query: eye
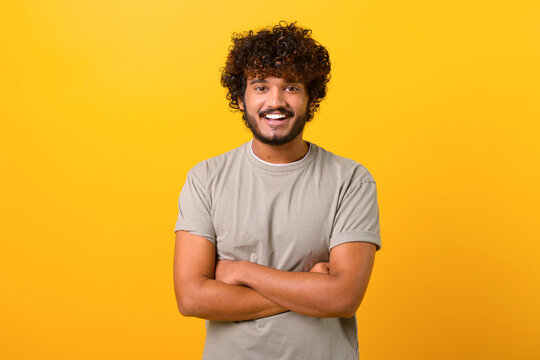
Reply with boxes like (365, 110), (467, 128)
(286, 86), (300, 91)
(254, 86), (266, 91)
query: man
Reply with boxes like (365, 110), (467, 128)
(173, 21), (382, 360)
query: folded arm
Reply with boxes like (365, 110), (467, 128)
(215, 241), (376, 318)
(173, 230), (288, 321)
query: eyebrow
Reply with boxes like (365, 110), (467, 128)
(249, 79), (266, 85)
(248, 79), (302, 86)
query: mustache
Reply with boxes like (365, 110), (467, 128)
(259, 108), (294, 118)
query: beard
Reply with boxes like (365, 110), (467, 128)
(242, 108), (310, 146)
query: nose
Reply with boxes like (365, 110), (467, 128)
(267, 87), (286, 108)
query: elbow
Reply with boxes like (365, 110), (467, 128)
(175, 279), (217, 318)
(332, 293), (364, 318)
(175, 284), (203, 317)
(178, 293), (211, 318)
(177, 296), (196, 317)
(337, 304), (359, 318)
(175, 277), (211, 317)
(330, 302), (356, 318)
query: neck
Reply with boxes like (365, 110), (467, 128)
(251, 135), (309, 164)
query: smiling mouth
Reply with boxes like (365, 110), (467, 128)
(262, 114), (289, 126)
(260, 111), (292, 126)
(264, 113), (287, 120)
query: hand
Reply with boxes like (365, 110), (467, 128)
(309, 261), (330, 274)
(215, 259), (244, 285)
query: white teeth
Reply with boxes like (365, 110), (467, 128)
(265, 114), (287, 119)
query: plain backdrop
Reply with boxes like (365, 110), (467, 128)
(1, 1), (539, 359)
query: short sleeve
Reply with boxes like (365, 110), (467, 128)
(174, 166), (216, 245)
(329, 180), (382, 251)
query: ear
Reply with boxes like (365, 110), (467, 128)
(238, 97), (244, 111)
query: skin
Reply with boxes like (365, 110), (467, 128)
(238, 76), (314, 164)
(174, 231), (288, 321)
(214, 242), (376, 318)
(174, 230), (332, 321)
(173, 75), (377, 320)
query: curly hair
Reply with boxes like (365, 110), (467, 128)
(220, 21), (331, 122)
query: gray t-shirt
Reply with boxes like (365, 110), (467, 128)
(174, 140), (382, 360)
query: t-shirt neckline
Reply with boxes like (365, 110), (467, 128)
(244, 139), (316, 172)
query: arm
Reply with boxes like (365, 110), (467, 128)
(173, 230), (289, 321)
(215, 241), (376, 318)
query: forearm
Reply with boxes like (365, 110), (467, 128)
(179, 277), (288, 321)
(236, 262), (358, 318)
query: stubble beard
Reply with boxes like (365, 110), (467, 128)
(242, 109), (310, 146)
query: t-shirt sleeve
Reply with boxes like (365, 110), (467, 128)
(329, 179), (382, 251)
(174, 166), (216, 245)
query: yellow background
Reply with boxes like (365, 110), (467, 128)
(1, 1), (539, 359)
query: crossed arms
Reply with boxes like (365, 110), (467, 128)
(173, 230), (376, 321)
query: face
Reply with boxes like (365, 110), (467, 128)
(238, 75), (311, 146)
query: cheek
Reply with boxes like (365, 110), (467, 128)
(293, 95), (309, 111)
(244, 97), (263, 113)
(297, 101), (309, 113)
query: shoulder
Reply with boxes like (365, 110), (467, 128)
(187, 142), (247, 181)
(312, 142), (376, 185)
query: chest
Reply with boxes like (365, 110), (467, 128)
(209, 171), (339, 271)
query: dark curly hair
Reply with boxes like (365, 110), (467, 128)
(220, 21), (331, 122)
